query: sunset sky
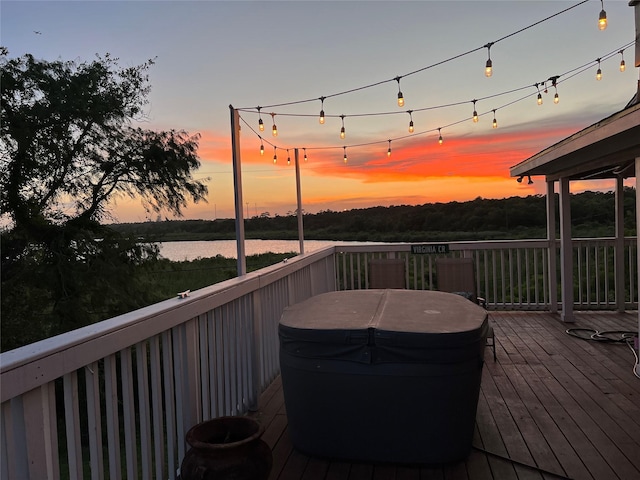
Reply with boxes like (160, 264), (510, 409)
(2, 0), (637, 222)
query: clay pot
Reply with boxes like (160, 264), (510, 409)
(180, 416), (272, 480)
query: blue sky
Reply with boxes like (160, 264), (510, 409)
(1, 1), (637, 222)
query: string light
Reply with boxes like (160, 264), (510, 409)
(438, 128), (443, 145)
(270, 113), (277, 137)
(340, 115), (346, 139)
(395, 76), (405, 107)
(472, 100), (479, 123)
(303, 148), (308, 162)
(237, 32), (633, 167)
(596, 58), (602, 81)
(407, 110), (415, 133)
(257, 107), (264, 132)
(485, 43), (493, 78)
(343, 146), (348, 164)
(287, 149), (291, 166)
(387, 139), (392, 157)
(273, 146), (277, 164)
(598, 0), (607, 30)
(619, 50), (626, 72)
(259, 137), (264, 156)
(535, 83), (543, 105)
(319, 96), (326, 124)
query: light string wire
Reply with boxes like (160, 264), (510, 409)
(236, 0), (590, 112)
(239, 40), (634, 156)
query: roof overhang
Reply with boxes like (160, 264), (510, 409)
(510, 102), (640, 182)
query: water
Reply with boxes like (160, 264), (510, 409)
(158, 239), (346, 261)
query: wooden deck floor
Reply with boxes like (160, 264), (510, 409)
(249, 311), (640, 480)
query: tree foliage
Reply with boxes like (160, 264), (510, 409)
(111, 189), (636, 243)
(0, 52), (208, 351)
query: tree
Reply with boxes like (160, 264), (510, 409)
(0, 51), (208, 351)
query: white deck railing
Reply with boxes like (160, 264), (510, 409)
(333, 237), (637, 310)
(1, 238), (636, 479)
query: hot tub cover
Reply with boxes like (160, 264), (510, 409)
(279, 289), (489, 364)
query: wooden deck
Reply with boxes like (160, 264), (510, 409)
(249, 311), (640, 480)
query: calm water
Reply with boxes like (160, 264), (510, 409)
(158, 239), (353, 261)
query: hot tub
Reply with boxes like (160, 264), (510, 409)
(278, 289), (488, 464)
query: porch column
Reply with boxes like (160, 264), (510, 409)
(559, 177), (574, 322)
(546, 179), (558, 313)
(636, 157), (640, 375)
(614, 175), (626, 312)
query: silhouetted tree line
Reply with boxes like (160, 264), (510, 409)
(112, 189), (636, 242)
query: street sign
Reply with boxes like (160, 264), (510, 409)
(411, 244), (450, 254)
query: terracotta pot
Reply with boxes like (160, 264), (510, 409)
(180, 416), (272, 480)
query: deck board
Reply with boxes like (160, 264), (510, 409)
(250, 311), (640, 480)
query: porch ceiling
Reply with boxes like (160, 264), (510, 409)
(510, 101), (640, 182)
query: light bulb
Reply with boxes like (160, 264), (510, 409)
(554, 92), (559, 104)
(395, 77), (404, 107)
(272, 124), (278, 137)
(343, 147), (347, 164)
(287, 150), (290, 165)
(473, 110), (478, 123)
(537, 93), (543, 105)
(409, 120), (414, 133)
(340, 127), (345, 139)
(319, 110), (325, 124)
(598, 9), (607, 30)
(260, 143), (264, 156)
(485, 59), (492, 78)
(257, 107), (264, 132)
(492, 110), (497, 129)
(596, 68), (602, 81)
(438, 135), (443, 145)
(620, 59), (626, 72)
(387, 140), (392, 157)
(273, 147), (277, 164)
(304, 149), (308, 162)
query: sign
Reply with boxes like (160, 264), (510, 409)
(411, 244), (449, 254)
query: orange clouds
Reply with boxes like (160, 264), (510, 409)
(163, 122), (584, 219)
